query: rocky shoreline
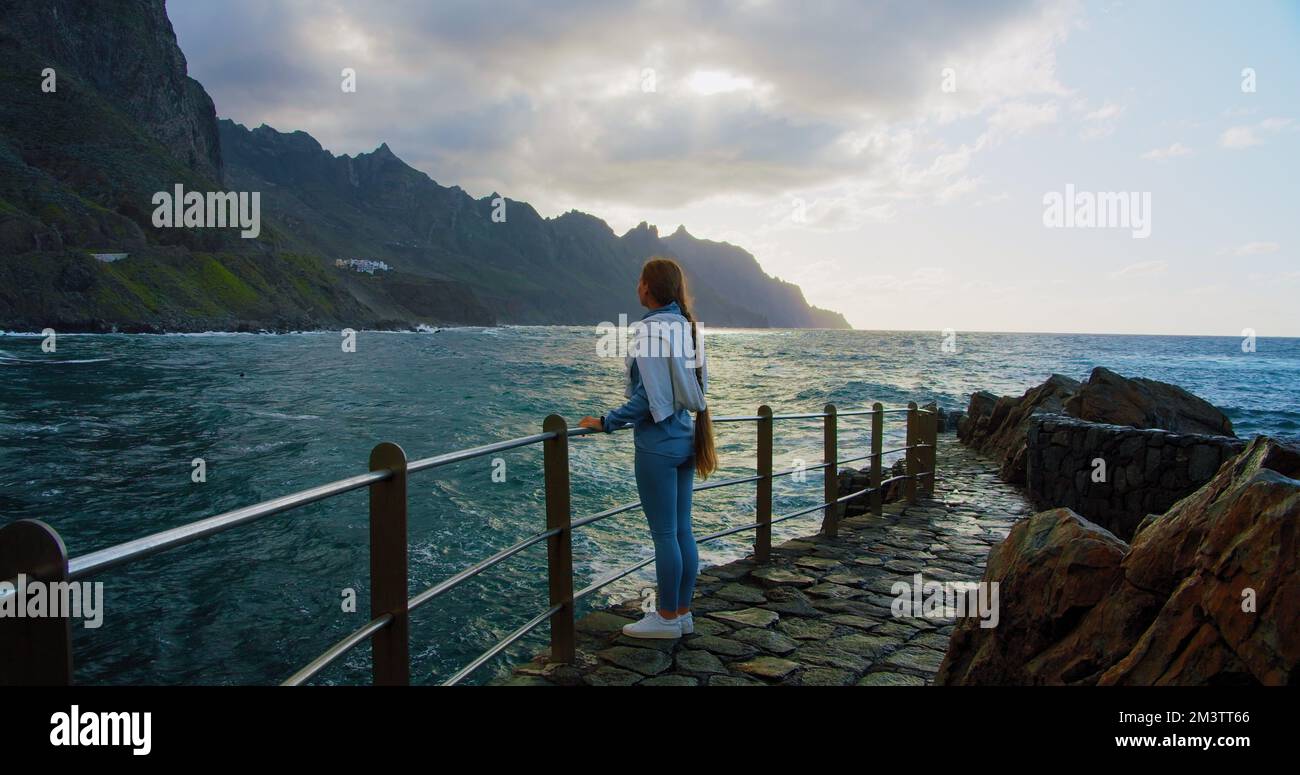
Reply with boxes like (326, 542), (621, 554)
(939, 435), (1298, 685)
(498, 367), (1298, 686)
(958, 367), (1241, 539)
(938, 366), (1297, 685)
(0, 321), (452, 335)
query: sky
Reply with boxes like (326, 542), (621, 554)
(169, 0), (1300, 336)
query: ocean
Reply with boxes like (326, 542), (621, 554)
(2, 328), (1297, 685)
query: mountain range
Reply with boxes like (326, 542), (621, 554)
(0, 0), (848, 332)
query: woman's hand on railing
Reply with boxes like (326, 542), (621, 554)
(578, 416), (604, 432)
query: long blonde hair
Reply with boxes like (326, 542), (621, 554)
(640, 257), (717, 479)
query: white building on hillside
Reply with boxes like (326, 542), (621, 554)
(335, 258), (390, 274)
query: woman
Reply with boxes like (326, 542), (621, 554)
(578, 257), (717, 639)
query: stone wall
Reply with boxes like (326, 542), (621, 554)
(1024, 413), (1245, 539)
(957, 368), (1238, 491)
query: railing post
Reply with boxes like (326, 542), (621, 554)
(905, 402), (919, 504)
(931, 407), (940, 495)
(754, 405), (773, 563)
(542, 415), (575, 664)
(870, 403), (884, 516)
(820, 403), (839, 537)
(0, 520), (72, 686)
(923, 404), (938, 496)
(369, 442), (409, 686)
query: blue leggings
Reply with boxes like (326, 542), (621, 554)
(634, 450), (698, 613)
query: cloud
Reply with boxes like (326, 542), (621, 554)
(1085, 103), (1122, 122)
(1141, 142), (1192, 160)
(836, 267), (954, 294)
(1245, 270), (1300, 285)
(1079, 101), (1123, 140)
(1221, 126), (1261, 149)
(779, 195), (897, 233)
(1221, 118), (1294, 149)
(1233, 241), (1280, 256)
(973, 192), (1011, 207)
(988, 100), (1061, 136)
(1108, 260), (1168, 279)
(169, 0), (1081, 216)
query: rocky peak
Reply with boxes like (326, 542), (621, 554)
(243, 122), (325, 155)
(626, 221), (658, 239)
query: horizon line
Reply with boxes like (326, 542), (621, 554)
(6, 326), (1294, 339)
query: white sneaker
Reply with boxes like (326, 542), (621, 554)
(679, 611), (695, 635)
(622, 611), (683, 639)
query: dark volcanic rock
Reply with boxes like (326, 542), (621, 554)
(938, 437), (1300, 685)
(960, 368), (1239, 532)
(935, 508), (1129, 685)
(1064, 367), (1235, 437)
(960, 375), (1081, 484)
(957, 391), (997, 444)
(962, 369), (1236, 481)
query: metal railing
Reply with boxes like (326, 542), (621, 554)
(0, 401), (939, 686)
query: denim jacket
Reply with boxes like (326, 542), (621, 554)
(601, 301), (707, 457)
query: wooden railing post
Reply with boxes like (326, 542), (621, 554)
(905, 402), (919, 504)
(754, 405), (773, 563)
(820, 403), (839, 537)
(542, 415), (575, 664)
(931, 408), (940, 495)
(369, 442), (409, 685)
(923, 404), (938, 496)
(870, 402), (884, 516)
(0, 520), (72, 686)
(917, 407), (931, 498)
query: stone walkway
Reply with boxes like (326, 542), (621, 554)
(498, 437), (1031, 686)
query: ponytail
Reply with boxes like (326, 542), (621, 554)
(686, 318), (717, 478)
(641, 256), (716, 479)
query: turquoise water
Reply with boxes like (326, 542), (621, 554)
(2, 328), (1298, 685)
